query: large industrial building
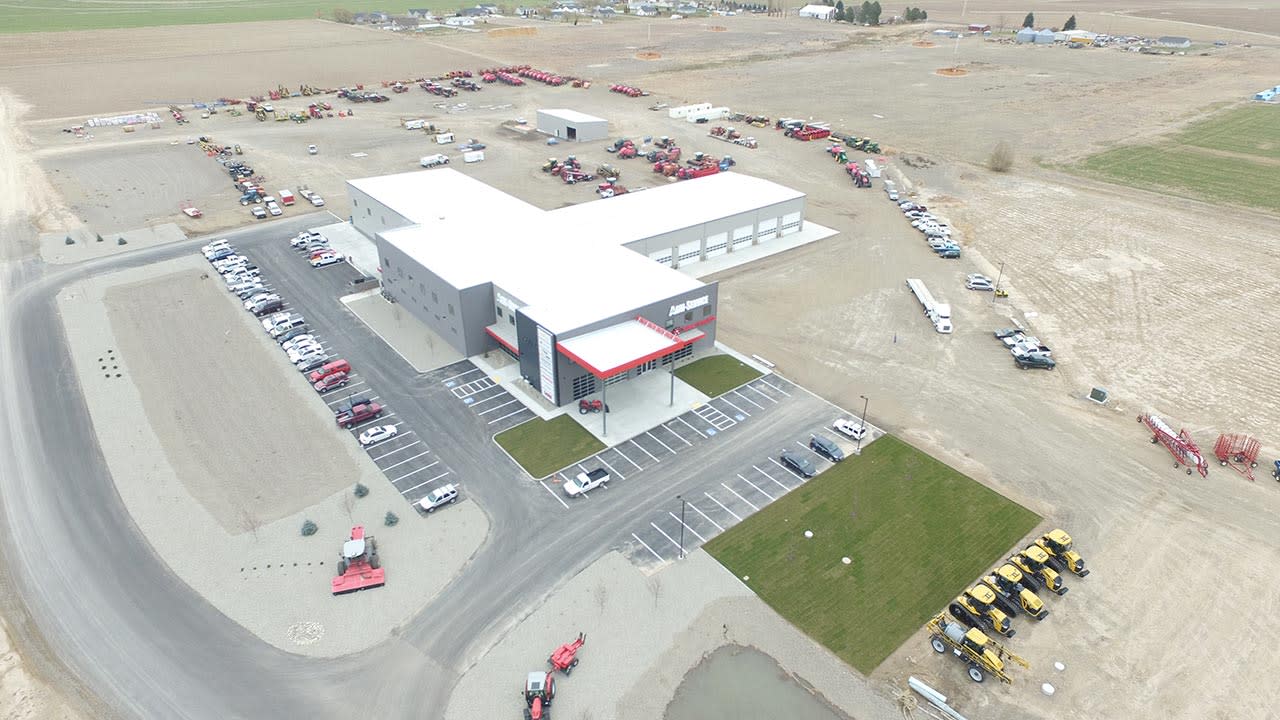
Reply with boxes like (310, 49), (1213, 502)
(536, 108), (608, 142)
(347, 169), (809, 407)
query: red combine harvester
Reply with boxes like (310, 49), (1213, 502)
(1137, 413), (1208, 477)
(522, 671), (555, 720)
(548, 633), (586, 675)
(1213, 433), (1261, 481)
(331, 526), (385, 595)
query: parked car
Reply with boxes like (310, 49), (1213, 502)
(307, 144), (318, 155)
(418, 484), (459, 513)
(313, 371), (350, 394)
(201, 240), (231, 256)
(1010, 340), (1052, 358)
(779, 449), (816, 478)
(938, 246), (961, 259)
(808, 434), (845, 462)
(295, 354), (330, 373)
(993, 327), (1022, 341)
(250, 205), (268, 219)
(281, 334), (317, 352)
(206, 247), (236, 262)
(275, 326), (312, 344)
(334, 395), (373, 417)
(291, 232), (324, 249)
(265, 201), (283, 217)
(244, 292), (278, 310)
(269, 317), (306, 338)
(966, 276), (993, 291)
(358, 424), (399, 447)
(833, 417), (868, 440)
(252, 299), (284, 317)
(287, 342), (323, 363)
(1001, 332), (1037, 348)
(563, 468), (609, 497)
(262, 312), (299, 331)
(311, 252), (345, 268)
(1015, 353), (1057, 370)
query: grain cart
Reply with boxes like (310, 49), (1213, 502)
(1033, 529), (1090, 577)
(926, 613), (1028, 684)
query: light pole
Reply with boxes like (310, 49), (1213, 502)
(992, 260), (1005, 305)
(677, 495), (687, 559)
(856, 395), (869, 454)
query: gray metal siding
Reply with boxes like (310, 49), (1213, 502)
(348, 184), (414, 239)
(458, 284), (496, 356)
(375, 235), (469, 355)
(619, 197), (806, 264)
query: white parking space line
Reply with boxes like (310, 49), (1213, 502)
(477, 398), (520, 415)
(705, 492), (743, 522)
(752, 461), (793, 489)
(349, 414), (394, 429)
(661, 423), (694, 446)
(380, 450), (433, 472)
(391, 462), (439, 484)
(401, 471), (451, 495)
(677, 416), (707, 439)
(668, 512), (707, 543)
(718, 396), (751, 418)
(369, 440), (422, 460)
(613, 446), (643, 471)
(721, 483), (760, 511)
(687, 502), (725, 532)
(540, 480), (572, 509)
(646, 430), (677, 456)
(745, 384), (778, 403)
(732, 389), (766, 410)
(488, 408), (530, 425)
(757, 376), (791, 396)
(650, 522), (685, 554)
(737, 473), (775, 501)
(596, 455), (624, 481)
(632, 533), (665, 562)
(442, 367), (482, 383)
(629, 438), (660, 463)
(468, 390), (512, 406)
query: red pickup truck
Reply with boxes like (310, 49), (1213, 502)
(336, 401), (383, 429)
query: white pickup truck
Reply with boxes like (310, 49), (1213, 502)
(563, 468), (609, 497)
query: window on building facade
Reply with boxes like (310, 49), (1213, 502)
(508, 315), (515, 325)
(448, 304), (455, 315)
(431, 291), (438, 304)
(366, 208), (371, 216)
(703, 306), (711, 317)
(496, 307), (503, 318)
(660, 345), (694, 365)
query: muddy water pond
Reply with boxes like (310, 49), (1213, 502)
(663, 645), (854, 720)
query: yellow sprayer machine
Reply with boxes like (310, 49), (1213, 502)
(926, 612), (1028, 684)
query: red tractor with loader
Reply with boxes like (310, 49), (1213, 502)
(331, 526), (385, 595)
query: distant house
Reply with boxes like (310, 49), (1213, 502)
(457, 7), (488, 16)
(797, 4), (836, 19)
(675, 3), (698, 14)
(445, 15), (476, 25)
(1157, 36), (1191, 48)
(594, 6), (617, 16)
(517, 6), (540, 16)
(968, 23), (990, 32)
(407, 8), (431, 17)
(633, 4), (658, 15)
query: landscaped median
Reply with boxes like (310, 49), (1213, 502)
(674, 354), (763, 397)
(704, 434), (1040, 674)
(495, 415), (605, 479)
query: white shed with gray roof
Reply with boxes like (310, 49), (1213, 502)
(536, 108), (608, 142)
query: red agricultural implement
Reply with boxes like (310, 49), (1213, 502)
(597, 181), (627, 198)
(1213, 433), (1261, 481)
(331, 526), (385, 595)
(791, 126), (831, 141)
(548, 632), (586, 674)
(1137, 413), (1208, 477)
(609, 84), (646, 97)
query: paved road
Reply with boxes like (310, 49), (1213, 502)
(0, 214), (841, 718)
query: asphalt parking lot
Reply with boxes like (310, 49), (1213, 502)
(439, 361), (536, 433)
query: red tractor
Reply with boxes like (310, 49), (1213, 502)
(522, 671), (555, 720)
(617, 144), (638, 159)
(331, 526), (385, 595)
(596, 181), (627, 198)
(548, 633), (586, 674)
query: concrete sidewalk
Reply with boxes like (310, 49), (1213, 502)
(341, 290), (462, 372)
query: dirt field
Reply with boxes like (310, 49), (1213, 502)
(104, 267), (361, 531)
(7, 9), (1280, 720)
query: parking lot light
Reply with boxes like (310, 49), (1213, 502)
(856, 395), (869, 455)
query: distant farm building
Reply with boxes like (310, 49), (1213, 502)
(1015, 27), (1036, 43)
(1157, 36), (1192, 48)
(968, 23), (990, 32)
(797, 4), (836, 19)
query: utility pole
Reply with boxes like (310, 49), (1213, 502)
(856, 395), (869, 454)
(677, 495), (687, 559)
(993, 260), (1005, 305)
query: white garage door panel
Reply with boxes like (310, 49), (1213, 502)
(649, 247), (673, 266)
(781, 211), (802, 235)
(732, 225), (753, 246)
(705, 232), (728, 258)
(676, 239), (701, 263)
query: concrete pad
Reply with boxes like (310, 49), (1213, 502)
(573, 369), (710, 446)
(679, 222), (839, 281)
(40, 222), (186, 265)
(312, 220), (379, 278)
(342, 291), (463, 372)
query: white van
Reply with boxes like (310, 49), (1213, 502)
(463, 150), (485, 163)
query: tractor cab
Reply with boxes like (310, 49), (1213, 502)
(1042, 529), (1073, 554)
(342, 536), (367, 561)
(523, 671), (555, 720)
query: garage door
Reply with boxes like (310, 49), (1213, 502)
(705, 232), (729, 258)
(675, 239), (701, 266)
(649, 247), (673, 266)
(757, 217), (778, 242)
(732, 224), (753, 247)
(781, 212), (802, 234)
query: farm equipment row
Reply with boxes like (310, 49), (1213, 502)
(521, 633), (586, 720)
(709, 126), (758, 149)
(609, 84), (648, 97)
(928, 529), (1089, 685)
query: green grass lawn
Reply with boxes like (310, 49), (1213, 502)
(495, 415), (605, 479)
(675, 354), (762, 397)
(1074, 104), (1280, 213)
(704, 434), (1040, 674)
(0, 2), (451, 34)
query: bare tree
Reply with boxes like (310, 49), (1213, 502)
(988, 141), (1014, 172)
(593, 581), (608, 615)
(648, 576), (664, 609)
(239, 505), (261, 541)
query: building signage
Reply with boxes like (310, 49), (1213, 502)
(668, 294), (710, 317)
(537, 326), (556, 404)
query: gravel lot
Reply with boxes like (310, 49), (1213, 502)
(58, 255), (489, 657)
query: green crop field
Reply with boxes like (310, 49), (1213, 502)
(0, 2), (446, 34)
(704, 434), (1040, 674)
(1075, 105), (1280, 213)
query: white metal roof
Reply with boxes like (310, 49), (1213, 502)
(348, 169), (540, 227)
(549, 171), (803, 245)
(556, 320), (680, 376)
(538, 108), (607, 124)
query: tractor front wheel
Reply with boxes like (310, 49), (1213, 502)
(968, 666), (985, 683)
(370, 554), (380, 570)
(930, 637), (946, 654)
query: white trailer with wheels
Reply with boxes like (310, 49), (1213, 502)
(906, 278), (953, 334)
